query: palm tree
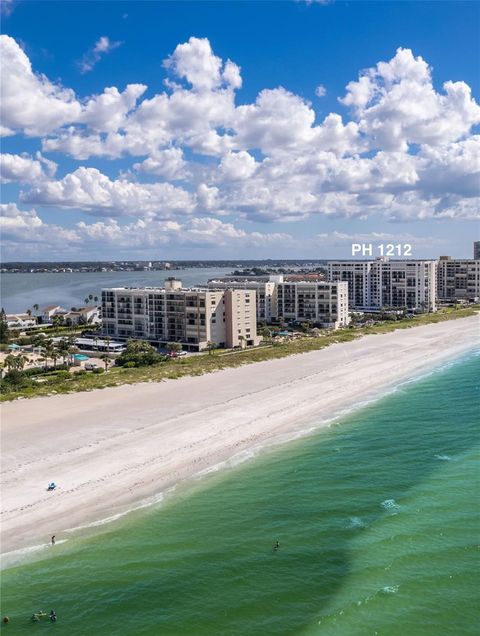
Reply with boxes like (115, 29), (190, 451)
(4, 354), (28, 372)
(33, 304), (39, 313)
(166, 342), (182, 355)
(206, 341), (217, 355)
(57, 338), (70, 364)
(16, 355), (28, 371)
(100, 354), (110, 372)
(4, 354), (19, 372)
(104, 336), (111, 354)
(238, 335), (245, 350)
(42, 339), (55, 369)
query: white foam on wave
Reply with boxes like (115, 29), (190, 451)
(346, 516), (367, 529)
(434, 454), (452, 461)
(381, 585), (399, 594)
(381, 498), (401, 512)
(63, 489), (171, 534)
(0, 539), (68, 569)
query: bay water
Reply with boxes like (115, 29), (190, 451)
(0, 268), (233, 314)
(1, 351), (478, 635)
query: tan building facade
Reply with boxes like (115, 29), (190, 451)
(207, 279), (277, 322)
(102, 280), (260, 351)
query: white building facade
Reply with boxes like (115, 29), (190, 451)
(437, 257), (480, 301)
(275, 281), (350, 328)
(327, 258), (437, 312)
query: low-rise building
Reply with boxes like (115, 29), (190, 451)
(38, 305), (66, 324)
(101, 279), (260, 351)
(437, 257), (480, 301)
(327, 258), (437, 312)
(64, 306), (101, 326)
(5, 313), (37, 329)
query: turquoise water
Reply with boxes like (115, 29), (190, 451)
(1, 352), (479, 635)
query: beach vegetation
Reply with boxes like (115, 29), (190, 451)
(116, 339), (166, 368)
(0, 306), (477, 401)
(0, 309), (9, 344)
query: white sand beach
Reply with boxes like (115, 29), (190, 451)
(1, 316), (478, 559)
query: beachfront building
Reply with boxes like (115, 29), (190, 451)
(63, 306), (101, 326)
(5, 313), (37, 330)
(206, 277), (279, 322)
(327, 258), (437, 312)
(275, 281), (350, 328)
(437, 257), (480, 301)
(474, 242), (480, 260)
(101, 279), (261, 351)
(38, 305), (67, 324)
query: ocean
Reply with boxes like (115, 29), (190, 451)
(0, 268), (233, 314)
(1, 351), (479, 635)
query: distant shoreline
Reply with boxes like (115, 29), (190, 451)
(1, 315), (478, 563)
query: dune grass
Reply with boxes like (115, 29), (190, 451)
(1, 306), (477, 402)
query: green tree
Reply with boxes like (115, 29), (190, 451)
(100, 354), (111, 372)
(116, 339), (165, 367)
(0, 309), (9, 344)
(57, 338), (71, 365)
(4, 354), (28, 372)
(4, 354), (18, 372)
(206, 341), (217, 355)
(42, 339), (56, 369)
(166, 342), (182, 355)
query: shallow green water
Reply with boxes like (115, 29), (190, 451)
(1, 352), (479, 635)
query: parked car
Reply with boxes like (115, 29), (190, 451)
(84, 362), (98, 371)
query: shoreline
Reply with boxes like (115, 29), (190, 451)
(1, 315), (478, 566)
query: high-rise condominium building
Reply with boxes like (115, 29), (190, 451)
(206, 277), (282, 323)
(474, 241), (480, 260)
(101, 279), (260, 351)
(275, 281), (350, 328)
(437, 257), (480, 300)
(327, 258), (437, 312)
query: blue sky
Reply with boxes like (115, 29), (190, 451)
(1, 0), (479, 260)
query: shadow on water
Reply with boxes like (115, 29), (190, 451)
(1, 353), (478, 635)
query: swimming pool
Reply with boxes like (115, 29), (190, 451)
(74, 354), (90, 361)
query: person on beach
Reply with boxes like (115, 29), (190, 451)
(51, 535), (55, 545)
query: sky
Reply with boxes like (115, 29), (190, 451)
(1, 0), (479, 261)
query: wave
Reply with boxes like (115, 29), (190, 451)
(0, 539), (68, 569)
(381, 498), (401, 513)
(346, 516), (367, 529)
